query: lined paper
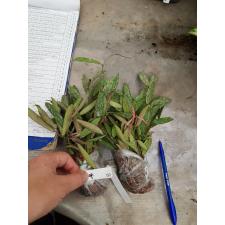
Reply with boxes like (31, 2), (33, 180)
(28, 6), (79, 137)
(29, 0), (80, 11)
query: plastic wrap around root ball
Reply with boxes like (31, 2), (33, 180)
(79, 150), (110, 196)
(114, 149), (154, 194)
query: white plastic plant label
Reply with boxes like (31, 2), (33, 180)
(111, 169), (132, 204)
(163, 0), (170, 3)
(86, 166), (132, 204)
(86, 167), (113, 181)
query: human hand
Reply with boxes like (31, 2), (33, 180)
(28, 152), (88, 223)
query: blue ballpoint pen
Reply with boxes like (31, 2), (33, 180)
(159, 140), (177, 225)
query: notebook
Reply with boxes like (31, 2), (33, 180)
(28, 0), (80, 150)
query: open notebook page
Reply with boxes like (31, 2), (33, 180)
(28, 1), (79, 144)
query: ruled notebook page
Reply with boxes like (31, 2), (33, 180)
(28, 6), (79, 137)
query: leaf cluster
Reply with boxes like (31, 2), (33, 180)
(29, 57), (173, 166)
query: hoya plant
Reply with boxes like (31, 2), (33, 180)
(29, 56), (173, 194)
(28, 58), (121, 196)
(28, 72), (119, 170)
(99, 72), (173, 158)
(28, 86), (102, 169)
(74, 57), (173, 156)
(72, 57), (173, 194)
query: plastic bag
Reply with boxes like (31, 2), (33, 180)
(79, 150), (110, 196)
(114, 149), (154, 194)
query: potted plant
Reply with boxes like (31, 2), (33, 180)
(96, 72), (173, 193)
(73, 57), (173, 194)
(29, 56), (173, 195)
(28, 72), (119, 196)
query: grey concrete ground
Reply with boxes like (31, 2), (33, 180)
(56, 0), (197, 224)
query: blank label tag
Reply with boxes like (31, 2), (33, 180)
(163, 0), (170, 3)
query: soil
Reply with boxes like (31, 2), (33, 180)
(114, 150), (154, 194)
(80, 180), (108, 196)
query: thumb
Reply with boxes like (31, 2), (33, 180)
(58, 169), (88, 194)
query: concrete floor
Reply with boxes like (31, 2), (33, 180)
(57, 0), (197, 224)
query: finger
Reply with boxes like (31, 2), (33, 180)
(46, 152), (80, 173)
(57, 169), (88, 194)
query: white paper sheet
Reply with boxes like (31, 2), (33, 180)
(29, 0), (80, 11)
(28, 3), (79, 137)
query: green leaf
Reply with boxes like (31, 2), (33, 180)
(118, 140), (128, 149)
(79, 100), (96, 115)
(109, 100), (122, 109)
(74, 97), (85, 115)
(95, 92), (107, 117)
(138, 72), (150, 86)
(111, 126), (117, 138)
(51, 98), (61, 113)
(108, 116), (119, 126)
(89, 73), (106, 98)
(111, 91), (122, 103)
(113, 111), (132, 120)
(62, 104), (76, 136)
(86, 141), (94, 154)
(88, 135), (106, 142)
(134, 88), (147, 112)
(144, 135), (152, 150)
(137, 126), (142, 139)
(61, 95), (69, 108)
(103, 123), (112, 136)
(151, 117), (173, 127)
(123, 83), (132, 102)
(57, 101), (67, 111)
(102, 74), (119, 95)
(146, 75), (157, 104)
(77, 144), (97, 169)
(136, 105), (150, 126)
(156, 107), (163, 119)
(82, 74), (91, 93)
(28, 108), (55, 132)
(146, 87), (153, 104)
(113, 114), (128, 124)
(137, 140), (147, 150)
(79, 118), (101, 138)
(35, 105), (56, 129)
(150, 96), (171, 108)
(73, 118), (81, 134)
(74, 57), (102, 65)
(68, 85), (80, 104)
(138, 97), (172, 135)
(77, 119), (103, 135)
(122, 95), (132, 113)
(129, 133), (138, 151)
(45, 102), (64, 129)
(99, 138), (115, 150)
(123, 129), (129, 141)
(137, 105), (152, 139)
(114, 125), (127, 144)
(90, 79), (106, 98)
(137, 140), (148, 157)
(149, 96), (171, 120)
(114, 125), (136, 152)
(122, 84), (133, 113)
